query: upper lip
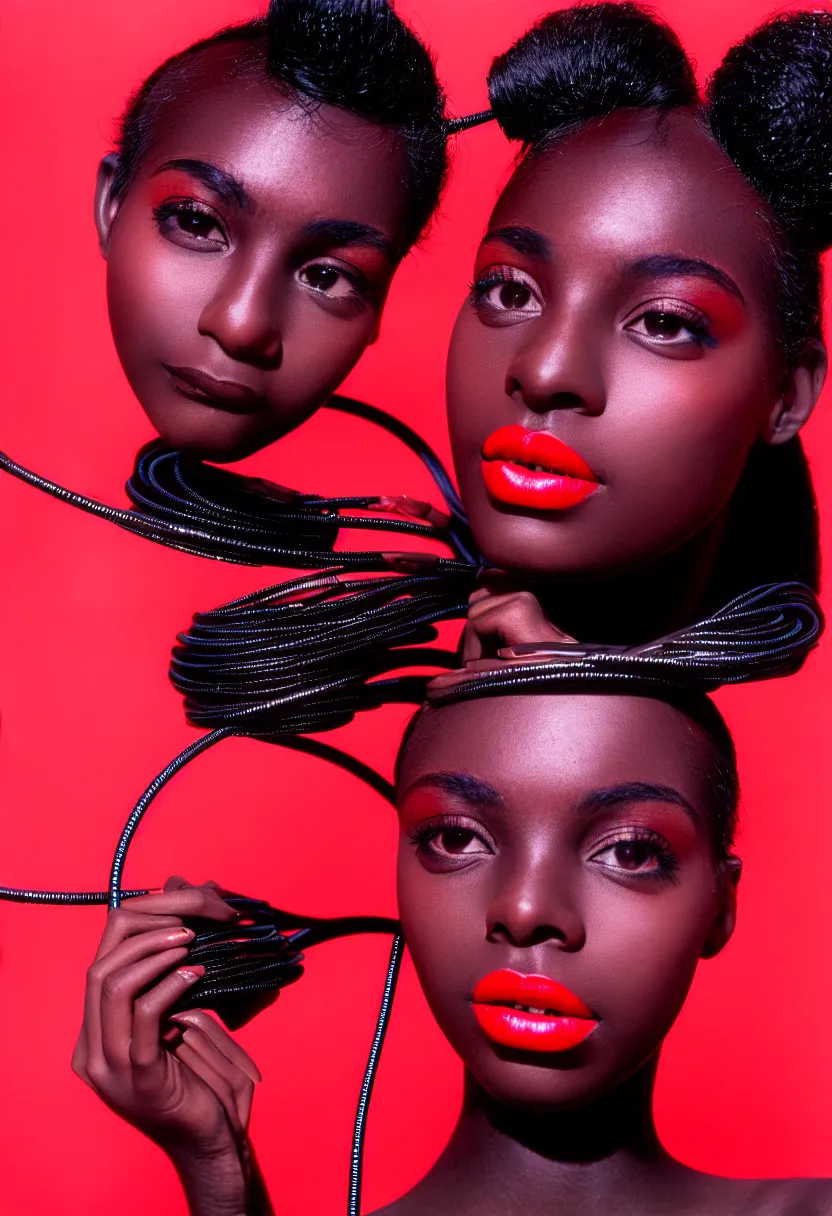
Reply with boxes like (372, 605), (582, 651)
(163, 364), (268, 412)
(472, 969), (594, 1019)
(481, 425), (599, 482)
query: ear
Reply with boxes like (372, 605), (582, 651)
(701, 855), (741, 959)
(762, 339), (827, 446)
(94, 153), (122, 257)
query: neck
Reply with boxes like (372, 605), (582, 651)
(534, 515), (727, 645)
(411, 1063), (688, 1216)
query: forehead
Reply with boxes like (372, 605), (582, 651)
(398, 694), (709, 813)
(490, 108), (773, 298)
(134, 42), (407, 232)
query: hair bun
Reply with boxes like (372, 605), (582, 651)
(708, 11), (832, 253)
(487, 2), (697, 146)
(267, 0), (443, 123)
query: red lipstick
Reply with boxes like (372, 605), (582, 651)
(481, 425), (600, 511)
(472, 968), (598, 1053)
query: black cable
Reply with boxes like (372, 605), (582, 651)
(349, 932), (405, 1216)
(427, 582), (823, 705)
(443, 109), (494, 134)
(0, 395), (479, 570)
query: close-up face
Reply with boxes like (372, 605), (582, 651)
(97, 42), (410, 462)
(447, 108), (809, 578)
(396, 693), (738, 1110)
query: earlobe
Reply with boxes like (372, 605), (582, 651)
(701, 855), (741, 960)
(94, 153), (122, 257)
(763, 339), (827, 446)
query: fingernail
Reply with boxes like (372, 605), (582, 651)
(176, 965), (205, 984)
(166, 927), (194, 943)
(147, 888), (165, 895)
(381, 551), (439, 572)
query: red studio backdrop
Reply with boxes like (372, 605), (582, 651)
(1, 1), (831, 1212)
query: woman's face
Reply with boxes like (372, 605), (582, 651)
(97, 44), (410, 462)
(447, 108), (794, 577)
(396, 693), (738, 1110)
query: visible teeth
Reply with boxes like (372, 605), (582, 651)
(511, 1003), (555, 1015)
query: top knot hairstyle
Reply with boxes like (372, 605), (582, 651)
(484, 2), (832, 602)
(487, 2), (698, 145)
(111, 0), (448, 253)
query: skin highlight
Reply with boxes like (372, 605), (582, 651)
(379, 693), (831, 1216)
(447, 108), (826, 644)
(96, 41), (410, 462)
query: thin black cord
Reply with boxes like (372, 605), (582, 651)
(349, 932), (405, 1216)
(109, 727), (232, 909)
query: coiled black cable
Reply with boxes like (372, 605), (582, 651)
(427, 582), (823, 705)
(0, 395), (478, 570)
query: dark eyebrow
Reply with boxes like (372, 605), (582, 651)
(152, 158), (251, 210)
(629, 255), (745, 303)
(480, 225), (553, 262)
(578, 782), (702, 826)
(302, 218), (399, 261)
(400, 771), (504, 809)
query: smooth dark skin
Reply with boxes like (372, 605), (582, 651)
(95, 41), (410, 462)
(448, 108), (827, 645)
(382, 694), (832, 1216)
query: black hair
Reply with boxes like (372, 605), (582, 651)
(110, 0), (448, 253)
(395, 687), (739, 862)
(485, 2), (831, 599)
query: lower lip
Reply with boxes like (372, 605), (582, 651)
(473, 1003), (598, 1052)
(482, 460), (600, 511)
(164, 368), (265, 416)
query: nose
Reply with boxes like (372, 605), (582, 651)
(198, 253), (283, 367)
(486, 852), (585, 951)
(505, 305), (606, 417)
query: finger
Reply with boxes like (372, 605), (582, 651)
(175, 1026), (255, 1132)
(85, 926), (194, 1049)
(95, 909), (185, 961)
(129, 964), (205, 1077)
(172, 1039), (246, 1140)
(168, 1011), (262, 1084)
(98, 947), (193, 1072)
(108, 887), (240, 924)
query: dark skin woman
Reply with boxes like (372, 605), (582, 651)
(95, 0), (447, 463)
(386, 691), (831, 1216)
(448, 6), (831, 655)
(76, 686), (831, 1215)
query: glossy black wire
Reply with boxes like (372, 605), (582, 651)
(349, 932), (405, 1216)
(427, 582), (823, 705)
(444, 109), (495, 133)
(0, 396), (478, 570)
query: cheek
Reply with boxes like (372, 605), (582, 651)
(106, 225), (208, 356)
(446, 312), (508, 466)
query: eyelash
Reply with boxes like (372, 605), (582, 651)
(409, 815), (491, 855)
(153, 198), (226, 244)
(468, 269), (717, 349)
(590, 826), (679, 882)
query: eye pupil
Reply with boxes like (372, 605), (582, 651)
(178, 213), (213, 236)
(498, 283), (531, 310)
(644, 312), (682, 338)
(305, 266), (339, 291)
(614, 841), (654, 870)
(441, 828), (474, 854)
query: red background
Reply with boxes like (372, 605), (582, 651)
(1, 1), (831, 1212)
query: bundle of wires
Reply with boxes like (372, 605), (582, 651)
(0, 395), (478, 569)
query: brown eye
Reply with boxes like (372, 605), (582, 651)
(611, 840), (659, 871)
(438, 827), (480, 854)
(497, 282), (532, 310)
(175, 211), (218, 239)
(642, 312), (684, 339)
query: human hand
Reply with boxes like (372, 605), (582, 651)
(462, 571), (575, 663)
(72, 879), (264, 1213)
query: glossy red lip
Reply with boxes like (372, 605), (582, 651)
(163, 364), (267, 415)
(472, 968), (598, 1054)
(481, 425), (600, 511)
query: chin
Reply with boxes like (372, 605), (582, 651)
(153, 415), (272, 465)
